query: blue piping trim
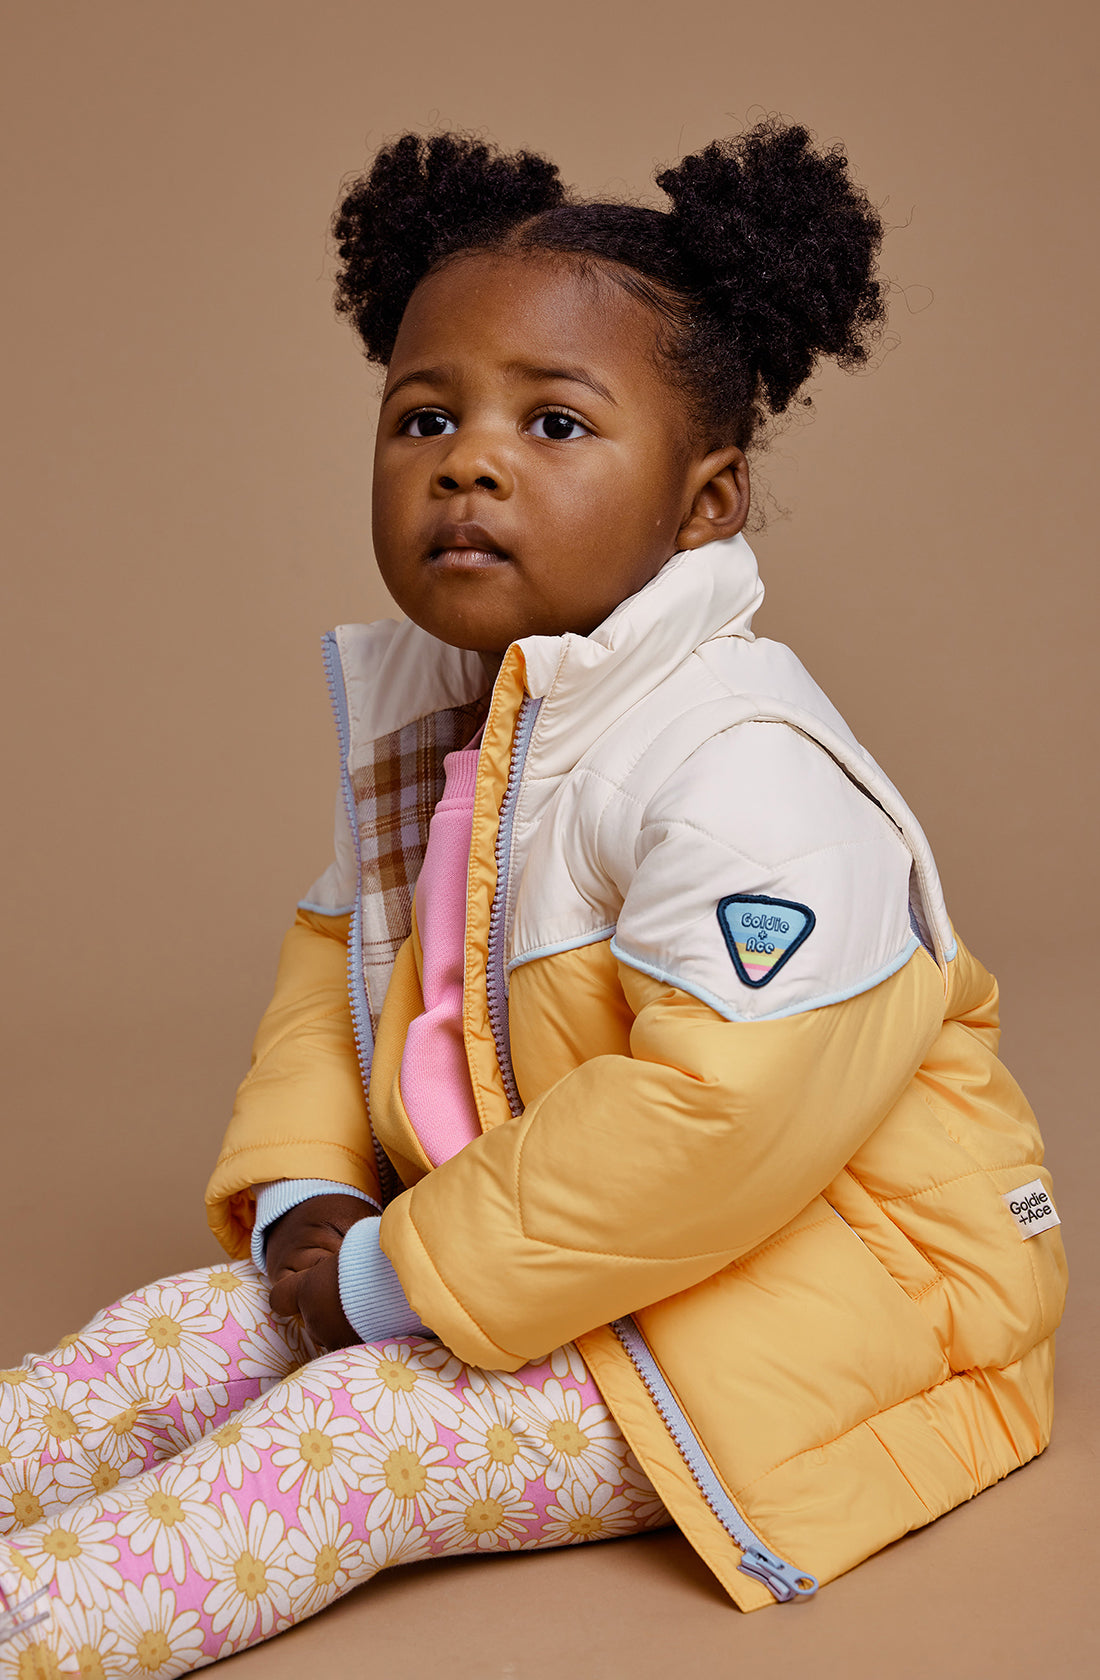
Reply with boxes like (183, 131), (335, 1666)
(297, 898), (357, 917)
(608, 935), (922, 1023)
(505, 925), (616, 977)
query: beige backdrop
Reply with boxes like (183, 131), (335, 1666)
(2, 1), (1096, 1674)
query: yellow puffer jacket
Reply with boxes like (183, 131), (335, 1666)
(207, 535), (1066, 1609)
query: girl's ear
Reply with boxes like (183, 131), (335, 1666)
(677, 447), (751, 549)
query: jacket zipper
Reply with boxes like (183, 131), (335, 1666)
(485, 695), (541, 1115)
(483, 691), (817, 1606)
(609, 1317), (817, 1602)
(0, 1585), (51, 1642)
(321, 632), (397, 1206)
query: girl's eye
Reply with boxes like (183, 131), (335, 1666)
(401, 410), (456, 438)
(529, 411), (589, 442)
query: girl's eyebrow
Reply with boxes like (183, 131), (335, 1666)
(507, 363), (617, 405)
(382, 362), (617, 407)
(382, 366), (452, 403)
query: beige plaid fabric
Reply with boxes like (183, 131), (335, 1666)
(351, 697), (490, 1027)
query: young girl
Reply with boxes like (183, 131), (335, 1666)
(0, 121), (1066, 1672)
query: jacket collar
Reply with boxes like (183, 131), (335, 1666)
(515, 532), (763, 783)
(520, 531), (762, 700)
(335, 532), (762, 769)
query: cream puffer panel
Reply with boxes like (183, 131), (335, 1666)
(509, 718), (917, 1023)
(505, 612), (954, 1018)
(298, 790), (358, 915)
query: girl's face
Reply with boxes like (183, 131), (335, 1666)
(371, 252), (747, 663)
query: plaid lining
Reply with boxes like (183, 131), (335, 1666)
(351, 697), (490, 1027)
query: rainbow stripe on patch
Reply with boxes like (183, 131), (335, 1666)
(716, 895), (815, 989)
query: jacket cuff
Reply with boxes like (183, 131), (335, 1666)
(338, 1216), (426, 1343)
(250, 1178), (379, 1274)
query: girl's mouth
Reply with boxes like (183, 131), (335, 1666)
(426, 522), (513, 567)
(430, 547), (510, 568)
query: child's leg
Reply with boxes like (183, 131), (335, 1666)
(0, 1336), (668, 1676)
(0, 1261), (311, 1535)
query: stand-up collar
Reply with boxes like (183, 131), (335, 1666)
(335, 532), (762, 765)
(521, 532), (762, 699)
(516, 532), (764, 782)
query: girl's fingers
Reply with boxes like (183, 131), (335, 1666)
(267, 1271), (301, 1320)
(265, 1198), (363, 1278)
(296, 1252), (358, 1351)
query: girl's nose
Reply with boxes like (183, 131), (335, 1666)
(437, 469), (501, 492)
(431, 433), (513, 498)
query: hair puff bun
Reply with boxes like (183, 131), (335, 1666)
(657, 120), (886, 416)
(333, 133), (565, 362)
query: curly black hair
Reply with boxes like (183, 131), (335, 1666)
(332, 121), (885, 451)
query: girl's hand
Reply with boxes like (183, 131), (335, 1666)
(264, 1194), (370, 1351)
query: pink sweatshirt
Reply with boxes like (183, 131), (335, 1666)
(398, 748), (482, 1165)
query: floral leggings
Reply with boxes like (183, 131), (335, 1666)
(0, 1261), (668, 1677)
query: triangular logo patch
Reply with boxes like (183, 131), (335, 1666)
(717, 895), (816, 988)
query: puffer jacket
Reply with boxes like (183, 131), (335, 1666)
(206, 533), (1067, 1609)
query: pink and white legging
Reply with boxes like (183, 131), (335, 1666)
(0, 1261), (668, 1676)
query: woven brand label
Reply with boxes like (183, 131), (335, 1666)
(1002, 1179), (1061, 1239)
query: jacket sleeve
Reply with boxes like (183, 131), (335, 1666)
(205, 908), (379, 1257)
(379, 955), (946, 1369)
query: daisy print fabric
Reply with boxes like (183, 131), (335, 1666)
(0, 1262), (668, 1675)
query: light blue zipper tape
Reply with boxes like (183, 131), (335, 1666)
(321, 632), (396, 1205)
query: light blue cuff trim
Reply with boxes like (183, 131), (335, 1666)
(338, 1217), (426, 1344)
(250, 1179), (379, 1274)
(608, 934), (922, 1024)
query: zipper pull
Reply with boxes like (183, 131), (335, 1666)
(0, 1584), (51, 1642)
(738, 1546), (818, 1602)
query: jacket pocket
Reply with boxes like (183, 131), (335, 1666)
(636, 1196), (951, 1498)
(824, 1167), (945, 1303)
